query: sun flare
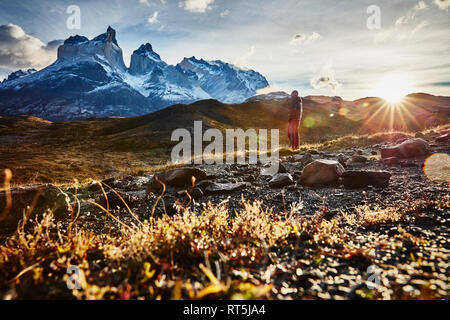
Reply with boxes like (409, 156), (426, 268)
(372, 74), (415, 103)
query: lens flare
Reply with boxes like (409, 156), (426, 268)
(423, 153), (450, 184)
(303, 116), (315, 128)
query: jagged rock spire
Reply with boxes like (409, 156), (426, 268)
(106, 26), (118, 46)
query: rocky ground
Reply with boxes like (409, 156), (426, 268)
(0, 130), (449, 299)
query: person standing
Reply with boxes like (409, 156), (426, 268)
(287, 90), (303, 150)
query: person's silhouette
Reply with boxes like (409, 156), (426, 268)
(287, 90), (303, 150)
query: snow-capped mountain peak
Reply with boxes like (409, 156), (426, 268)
(134, 43), (162, 61)
(57, 26), (127, 72)
(128, 43), (165, 76)
(0, 26), (269, 121)
(177, 56), (269, 103)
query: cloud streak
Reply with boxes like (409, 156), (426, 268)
(179, 0), (215, 13)
(147, 11), (159, 24)
(220, 9), (230, 17)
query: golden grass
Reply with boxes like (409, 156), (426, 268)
(342, 204), (404, 227)
(1, 109), (448, 186)
(0, 177), (447, 300)
(0, 181), (346, 300)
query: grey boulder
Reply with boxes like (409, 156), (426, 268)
(342, 171), (391, 188)
(269, 173), (294, 188)
(380, 138), (430, 159)
(146, 167), (207, 194)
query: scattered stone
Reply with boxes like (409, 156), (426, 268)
(301, 159), (345, 186)
(286, 156), (295, 163)
(415, 132), (424, 138)
(342, 171), (391, 188)
(88, 177), (120, 192)
(337, 153), (348, 167)
(205, 182), (250, 194)
(309, 149), (320, 155)
(294, 152), (314, 166)
(269, 173), (294, 188)
(278, 162), (288, 173)
(435, 133), (450, 142)
(380, 138), (430, 159)
(191, 187), (204, 200)
(98, 190), (145, 208)
(205, 173), (217, 180)
(400, 161), (418, 168)
(127, 176), (151, 190)
(146, 167), (207, 194)
(371, 150), (378, 156)
(195, 180), (214, 192)
(286, 184), (298, 191)
(87, 181), (102, 192)
(261, 160), (287, 175)
(244, 175), (256, 182)
(102, 177), (117, 186)
(382, 157), (399, 166)
(0, 184), (71, 232)
(292, 170), (302, 181)
(351, 154), (368, 163)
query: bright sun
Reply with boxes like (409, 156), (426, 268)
(372, 74), (415, 103)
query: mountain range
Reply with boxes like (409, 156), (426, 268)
(0, 26), (269, 121)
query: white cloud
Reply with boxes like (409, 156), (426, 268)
(220, 9), (230, 17)
(395, 11), (415, 25)
(433, 0), (450, 10)
(395, 15), (409, 26)
(415, 1), (428, 10)
(0, 24), (61, 70)
(395, 1), (428, 26)
(290, 32), (321, 46)
(411, 20), (429, 34)
(235, 45), (255, 68)
(139, 0), (165, 6)
(379, 1), (432, 43)
(256, 84), (288, 95)
(306, 32), (321, 44)
(147, 11), (159, 24)
(310, 62), (341, 93)
(179, 0), (214, 13)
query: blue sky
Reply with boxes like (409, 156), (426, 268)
(0, 0), (449, 100)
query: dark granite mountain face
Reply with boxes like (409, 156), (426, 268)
(2, 69), (36, 83)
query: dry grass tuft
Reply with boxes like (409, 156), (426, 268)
(342, 204), (404, 227)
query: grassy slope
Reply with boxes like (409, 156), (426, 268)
(0, 94), (449, 185)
